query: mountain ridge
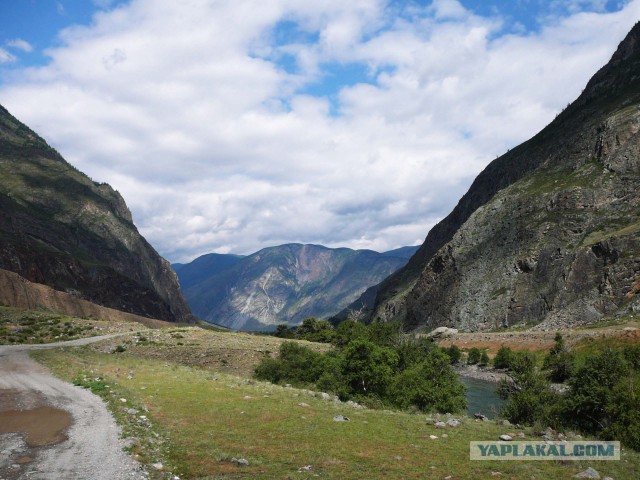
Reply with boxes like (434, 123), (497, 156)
(0, 104), (194, 323)
(177, 243), (418, 330)
(367, 21), (640, 330)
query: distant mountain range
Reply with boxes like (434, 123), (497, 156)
(174, 244), (418, 331)
(353, 22), (640, 332)
(0, 104), (193, 323)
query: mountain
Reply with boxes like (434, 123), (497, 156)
(179, 243), (417, 330)
(368, 22), (640, 332)
(173, 253), (245, 290)
(0, 105), (194, 323)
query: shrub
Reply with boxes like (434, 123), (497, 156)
(498, 351), (557, 425)
(467, 347), (482, 365)
(493, 345), (514, 369)
(479, 350), (490, 366)
(542, 333), (574, 383)
(388, 348), (467, 413)
(342, 339), (398, 396)
(444, 344), (462, 365)
(562, 347), (629, 434)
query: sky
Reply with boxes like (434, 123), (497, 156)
(0, 0), (638, 263)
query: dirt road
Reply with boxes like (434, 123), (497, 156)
(0, 335), (144, 480)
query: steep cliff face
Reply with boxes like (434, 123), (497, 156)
(0, 105), (194, 323)
(181, 244), (416, 330)
(371, 22), (640, 331)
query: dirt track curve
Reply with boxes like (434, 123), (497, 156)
(0, 335), (144, 480)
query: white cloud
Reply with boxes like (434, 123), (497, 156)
(0, 0), (639, 262)
(6, 39), (34, 53)
(0, 48), (16, 64)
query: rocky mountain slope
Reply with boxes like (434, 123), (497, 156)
(0, 105), (193, 323)
(179, 243), (417, 330)
(368, 22), (640, 331)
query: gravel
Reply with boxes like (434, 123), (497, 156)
(0, 337), (145, 479)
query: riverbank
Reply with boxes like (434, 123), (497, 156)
(454, 364), (508, 383)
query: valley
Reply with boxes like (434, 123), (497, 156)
(8, 310), (637, 480)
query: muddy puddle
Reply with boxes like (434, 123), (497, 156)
(0, 406), (72, 447)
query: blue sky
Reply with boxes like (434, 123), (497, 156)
(0, 1), (638, 262)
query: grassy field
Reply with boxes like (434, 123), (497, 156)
(31, 328), (640, 480)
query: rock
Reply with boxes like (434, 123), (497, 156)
(393, 455), (402, 461)
(441, 433), (448, 438)
(474, 413), (488, 421)
(427, 327), (458, 339)
(127, 408), (138, 415)
(501, 419), (511, 426)
(243, 396), (252, 400)
(499, 434), (512, 441)
(434, 421), (446, 428)
(446, 419), (461, 427)
(333, 415), (350, 422)
(231, 457), (249, 466)
(573, 467), (600, 479)
(429, 435), (438, 439)
(298, 402), (310, 408)
(299, 465), (313, 472)
(517, 432), (525, 438)
(319, 392), (331, 400)
(151, 463), (163, 471)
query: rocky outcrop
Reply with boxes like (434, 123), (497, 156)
(181, 244), (417, 330)
(370, 22), (640, 331)
(0, 105), (194, 323)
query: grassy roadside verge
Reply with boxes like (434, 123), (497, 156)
(31, 345), (640, 479)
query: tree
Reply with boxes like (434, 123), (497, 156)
(467, 347), (482, 365)
(542, 332), (574, 383)
(498, 351), (557, 425)
(480, 350), (490, 366)
(444, 344), (462, 365)
(494, 345), (514, 369)
(388, 348), (467, 413)
(274, 324), (295, 339)
(296, 318), (335, 343)
(562, 348), (629, 434)
(333, 319), (367, 348)
(342, 339), (398, 396)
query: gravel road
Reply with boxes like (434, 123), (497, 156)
(0, 335), (145, 480)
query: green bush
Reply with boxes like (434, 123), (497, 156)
(444, 344), (462, 365)
(498, 352), (557, 425)
(388, 348), (467, 413)
(467, 347), (482, 365)
(542, 333), (574, 383)
(493, 345), (514, 369)
(342, 339), (398, 396)
(562, 347), (629, 434)
(479, 350), (490, 366)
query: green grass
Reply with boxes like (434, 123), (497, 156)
(31, 346), (640, 480)
(581, 221), (640, 247)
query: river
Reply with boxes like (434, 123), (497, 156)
(461, 376), (505, 419)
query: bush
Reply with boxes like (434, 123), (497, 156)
(479, 350), (490, 366)
(493, 345), (514, 369)
(562, 347), (629, 434)
(498, 351), (557, 425)
(467, 347), (482, 365)
(444, 344), (462, 365)
(332, 319), (367, 348)
(542, 333), (574, 383)
(254, 342), (330, 386)
(342, 339), (398, 396)
(603, 372), (640, 450)
(388, 348), (467, 413)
